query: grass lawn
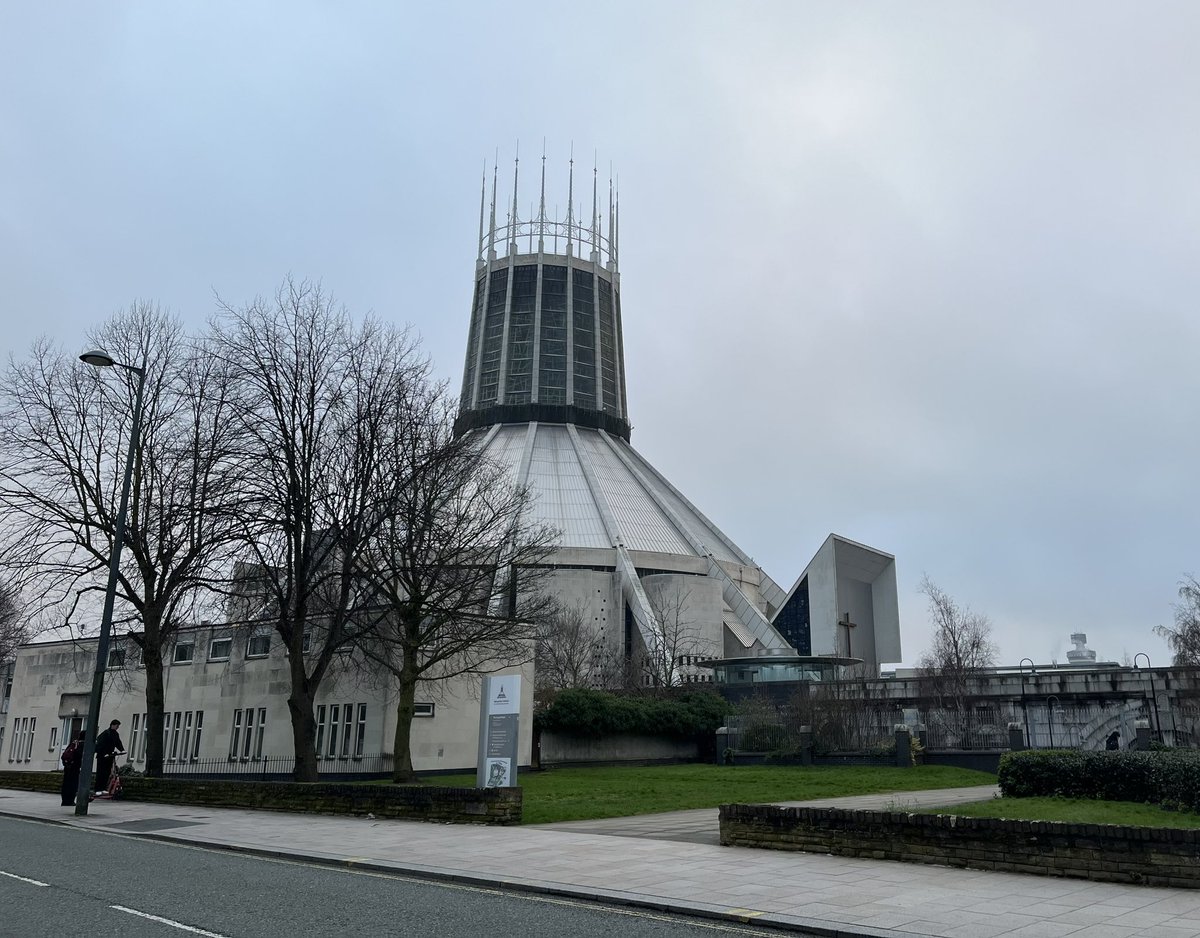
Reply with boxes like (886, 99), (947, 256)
(918, 796), (1200, 829)
(427, 763), (996, 825)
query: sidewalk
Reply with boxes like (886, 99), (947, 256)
(3, 785), (1199, 938)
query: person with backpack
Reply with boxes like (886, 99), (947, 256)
(60, 731), (86, 807)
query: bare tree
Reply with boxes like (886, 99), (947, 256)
(639, 581), (708, 689)
(535, 600), (620, 692)
(0, 578), (30, 664)
(353, 388), (557, 782)
(1156, 575), (1200, 666)
(212, 278), (427, 781)
(0, 305), (241, 774)
(915, 575), (997, 718)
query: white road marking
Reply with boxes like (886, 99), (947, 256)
(0, 870), (49, 887)
(110, 905), (232, 938)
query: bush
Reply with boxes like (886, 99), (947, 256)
(535, 688), (730, 739)
(998, 749), (1200, 812)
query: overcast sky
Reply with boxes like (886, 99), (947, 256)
(3, 3), (1197, 668)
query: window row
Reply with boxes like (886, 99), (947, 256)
(118, 711), (206, 763)
(5, 716), (36, 762)
(109, 633), (276, 669)
(229, 707), (268, 761)
(173, 633), (272, 664)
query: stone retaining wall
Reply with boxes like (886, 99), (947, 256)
(0, 771), (521, 825)
(719, 803), (1200, 888)
(538, 732), (698, 767)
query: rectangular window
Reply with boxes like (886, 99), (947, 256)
(208, 638), (232, 661)
(24, 717), (35, 760)
(139, 712), (148, 762)
(229, 710), (243, 760)
(253, 708), (266, 759)
(191, 712), (204, 760)
(327, 705), (340, 759)
(180, 712), (193, 762)
(413, 703), (435, 718)
(7, 718), (18, 761)
(241, 708), (256, 760)
(354, 704), (367, 758)
(340, 704), (352, 758)
(315, 705), (326, 756)
(49, 726), (58, 751)
(246, 634), (271, 658)
(301, 631), (311, 655)
(108, 647), (126, 668)
(169, 712), (182, 761)
(130, 713), (142, 762)
(172, 643), (195, 664)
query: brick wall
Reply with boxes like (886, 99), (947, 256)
(719, 804), (1200, 888)
(0, 771), (521, 825)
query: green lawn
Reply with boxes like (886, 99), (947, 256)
(429, 763), (996, 825)
(919, 796), (1200, 829)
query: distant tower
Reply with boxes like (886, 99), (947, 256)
(454, 151), (900, 683)
(1065, 632), (1098, 667)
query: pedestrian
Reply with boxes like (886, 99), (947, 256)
(60, 731), (86, 807)
(94, 719), (126, 793)
(1105, 730), (1120, 751)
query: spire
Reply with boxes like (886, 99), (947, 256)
(509, 143), (520, 251)
(614, 175), (620, 267)
(566, 147), (575, 257)
(607, 167), (614, 266)
(487, 158), (498, 260)
(538, 141), (547, 253)
(591, 157), (599, 262)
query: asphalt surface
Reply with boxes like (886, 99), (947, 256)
(0, 816), (781, 938)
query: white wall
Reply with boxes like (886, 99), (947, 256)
(2, 629), (534, 776)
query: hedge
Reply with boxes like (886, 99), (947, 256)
(535, 688), (730, 739)
(998, 749), (1200, 812)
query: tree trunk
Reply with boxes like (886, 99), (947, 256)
(288, 690), (319, 781)
(286, 622), (319, 781)
(391, 659), (418, 783)
(143, 651), (166, 777)
(142, 609), (165, 777)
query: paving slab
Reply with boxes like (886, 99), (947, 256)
(2, 786), (1198, 938)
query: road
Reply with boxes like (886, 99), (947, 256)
(0, 816), (774, 938)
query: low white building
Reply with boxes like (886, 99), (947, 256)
(2, 625), (533, 776)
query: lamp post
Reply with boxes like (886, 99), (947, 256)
(1019, 658), (1036, 748)
(74, 350), (145, 816)
(1132, 653), (1160, 743)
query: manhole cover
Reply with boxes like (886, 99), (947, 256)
(103, 818), (203, 832)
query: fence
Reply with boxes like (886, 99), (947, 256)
(141, 753), (397, 781)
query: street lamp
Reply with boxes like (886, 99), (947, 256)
(1132, 653), (1160, 743)
(74, 350), (146, 816)
(1019, 658), (1036, 748)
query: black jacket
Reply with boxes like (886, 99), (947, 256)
(95, 728), (125, 757)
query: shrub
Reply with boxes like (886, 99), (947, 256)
(998, 749), (1200, 812)
(535, 688), (730, 740)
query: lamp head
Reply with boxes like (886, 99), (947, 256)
(79, 350), (117, 368)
